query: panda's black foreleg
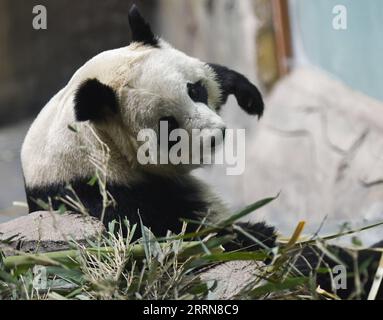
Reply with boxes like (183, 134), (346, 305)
(220, 221), (277, 253)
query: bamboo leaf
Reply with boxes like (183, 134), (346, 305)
(159, 196), (279, 242)
(221, 195), (279, 227)
(301, 221), (383, 245)
(3, 242), (220, 273)
(201, 251), (268, 263)
(249, 277), (308, 298)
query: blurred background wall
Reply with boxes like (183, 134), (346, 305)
(0, 0), (155, 125)
(289, 0), (383, 102)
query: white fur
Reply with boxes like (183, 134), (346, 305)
(21, 41), (225, 188)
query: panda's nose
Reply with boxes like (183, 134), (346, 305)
(159, 116), (181, 148)
(159, 116), (180, 132)
(211, 127), (226, 148)
(222, 127), (226, 140)
(211, 136), (216, 148)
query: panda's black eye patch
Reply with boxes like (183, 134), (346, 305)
(187, 81), (208, 105)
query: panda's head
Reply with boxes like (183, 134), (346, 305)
(72, 5), (263, 176)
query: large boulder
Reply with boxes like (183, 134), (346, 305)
(0, 211), (104, 254)
(200, 261), (264, 299)
(243, 67), (383, 245)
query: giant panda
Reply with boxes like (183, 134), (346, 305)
(21, 5), (274, 248)
(21, 5), (382, 299)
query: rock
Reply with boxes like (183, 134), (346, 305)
(0, 211), (104, 254)
(243, 67), (383, 245)
(200, 261), (265, 299)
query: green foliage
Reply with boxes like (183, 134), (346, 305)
(1, 197), (382, 300)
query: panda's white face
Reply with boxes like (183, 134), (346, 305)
(115, 42), (225, 171)
(121, 43), (223, 134)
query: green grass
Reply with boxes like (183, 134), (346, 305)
(1, 197), (382, 300)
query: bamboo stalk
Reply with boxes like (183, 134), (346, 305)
(3, 241), (224, 272)
(368, 253), (383, 300)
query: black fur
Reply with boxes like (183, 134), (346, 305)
(27, 175), (207, 238)
(74, 79), (118, 122)
(187, 81), (208, 105)
(128, 4), (159, 47)
(219, 221), (277, 260)
(208, 63), (264, 117)
(228, 221), (276, 250)
(26, 174), (276, 250)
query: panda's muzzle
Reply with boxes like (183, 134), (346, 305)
(210, 127), (226, 148)
(159, 116), (180, 133)
(158, 116), (226, 155)
(158, 116), (180, 149)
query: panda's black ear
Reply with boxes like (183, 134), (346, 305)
(208, 63), (264, 118)
(74, 79), (118, 122)
(128, 4), (158, 47)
